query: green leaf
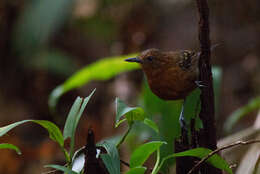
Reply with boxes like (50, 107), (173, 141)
(125, 107), (145, 125)
(0, 120), (30, 137)
(0, 120), (64, 148)
(63, 90), (95, 155)
(168, 148), (232, 174)
(125, 166), (147, 174)
(31, 120), (64, 147)
(49, 54), (139, 110)
(115, 98), (145, 127)
(99, 141), (120, 174)
(45, 164), (78, 174)
(63, 97), (83, 139)
(130, 141), (166, 168)
(143, 118), (159, 133)
(224, 96), (260, 132)
(0, 143), (21, 155)
(115, 118), (127, 128)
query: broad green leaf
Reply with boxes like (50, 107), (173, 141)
(224, 96), (260, 132)
(137, 66), (221, 172)
(139, 80), (182, 172)
(45, 164), (78, 174)
(115, 98), (145, 127)
(99, 141), (120, 174)
(49, 54), (139, 110)
(167, 148), (232, 174)
(125, 166), (146, 174)
(125, 107), (145, 125)
(0, 120), (64, 148)
(115, 98), (134, 125)
(143, 118), (159, 133)
(0, 143), (21, 155)
(130, 141), (166, 168)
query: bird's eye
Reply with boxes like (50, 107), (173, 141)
(147, 56), (154, 62)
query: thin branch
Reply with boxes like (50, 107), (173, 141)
(120, 159), (130, 167)
(188, 139), (260, 174)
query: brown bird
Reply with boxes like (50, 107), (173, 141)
(125, 48), (199, 100)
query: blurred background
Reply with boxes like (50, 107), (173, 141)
(0, 0), (260, 173)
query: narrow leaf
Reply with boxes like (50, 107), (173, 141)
(74, 89), (96, 129)
(0, 120), (30, 137)
(63, 96), (83, 140)
(130, 141), (166, 168)
(0, 120), (64, 148)
(32, 120), (64, 147)
(0, 143), (21, 155)
(45, 164), (78, 174)
(125, 166), (146, 174)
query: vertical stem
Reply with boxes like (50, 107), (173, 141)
(116, 124), (133, 149)
(195, 0), (222, 173)
(151, 149), (160, 174)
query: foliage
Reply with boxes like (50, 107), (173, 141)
(224, 96), (260, 132)
(0, 89), (234, 174)
(49, 54), (139, 112)
(0, 143), (21, 155)
(99, 141), (121, 174)
(156, 148), (232, 174)
(0, 90), (95, 173)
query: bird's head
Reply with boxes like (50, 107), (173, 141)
(125, 48), (166, 70)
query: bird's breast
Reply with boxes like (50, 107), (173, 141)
(145, 66), (197, 100)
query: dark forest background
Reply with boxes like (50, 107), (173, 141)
(0, 0), (259, 173)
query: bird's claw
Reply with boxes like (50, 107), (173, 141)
(195, 80), (207, 88)
(179, 106), (188, 132)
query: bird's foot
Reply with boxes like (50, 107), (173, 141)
(179, 109), (188, 133)
(195, 80), (207, 88)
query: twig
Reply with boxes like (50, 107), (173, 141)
(120, 159), (130, 167)
(188, 139), (260, 174)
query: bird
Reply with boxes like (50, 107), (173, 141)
(125, 48), (199, 101)
(125, 48), (204, 130)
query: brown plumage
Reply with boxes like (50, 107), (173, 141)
(125, 48), (199, 100)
